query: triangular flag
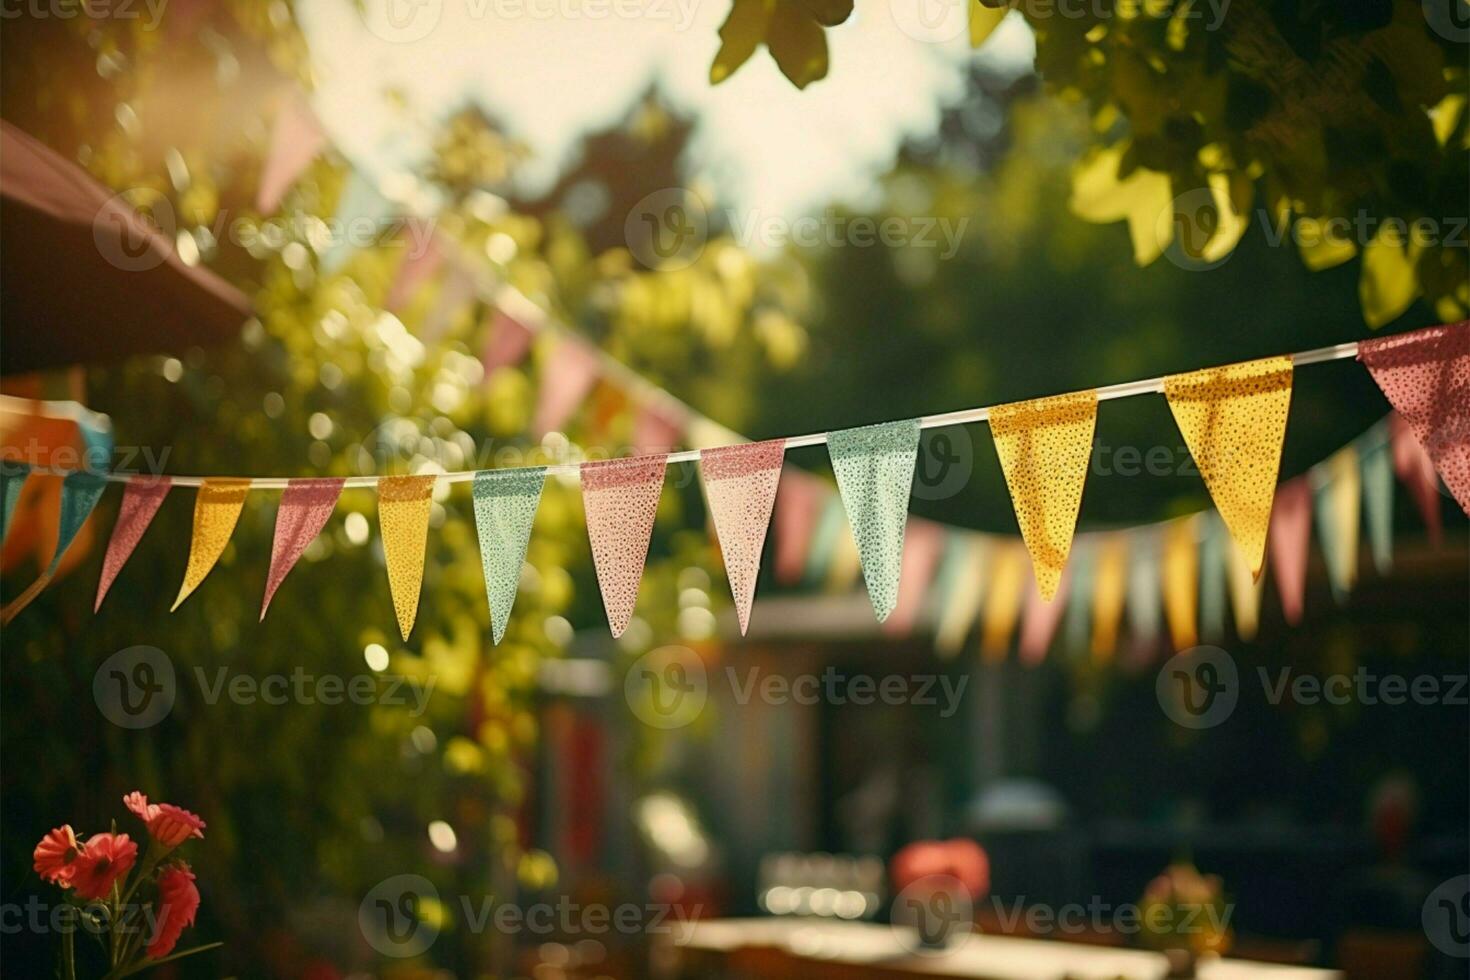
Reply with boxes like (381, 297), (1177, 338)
(1358, 322), (1470, 515)
(533, 337), (602, 439)
(773, 468), (823, 585)
(261, 478), (345, 619)
(1312, 447), (1361, 604)
(1125, 528), (1162, 664)
(482, 310), (535, 376)
(634, 401), (689, 456)
(1162, 516), (1199, 651)
(1225, 536), (1264, 641)
(1090, 534), (1129, 661)
(378, 475), (437, 640)
(0, 471), (109, 624)
(320, 172), (393, 274)
(1359, 424), (1394, 575)
(989, 390), (1098, 601)
(827, 419), (921, 622)
(1391, 412), (1442, 545)
(385, 221), (444, 312)
(1268, 477), (1312, 625)
(2, 460), (30, 543)
(1061, 537), (1095, 654)
(1198, 511), (1228, 643)
(803, 494), (848, 587)
(472, 467), (547, 645)
(1163, 356), (1293, 578)
(824, 520), (863, 593)
(1019, 561), (1070, 665)
(172, 479), (250, 611)
(256, 95), (326, 214)
(95, 476), (172, 611)
(934, 536), (988, 656)
(884, 519), (946, 636)
(980, 541), (1026, 661)
(582, 455), (667, 638)
(700, 440), (784, 636)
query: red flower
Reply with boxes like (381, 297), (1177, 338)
(71, 832), (138, 901)
(147, 862), (200, 959)
(33, 825), (82, 886)
(125, 792), (206, 848)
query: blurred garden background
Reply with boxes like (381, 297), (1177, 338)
(1, 1), (1467, 977)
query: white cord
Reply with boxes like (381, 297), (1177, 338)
(8, 340), (1363, 489)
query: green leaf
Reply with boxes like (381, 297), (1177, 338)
(1359, 222), (1420, 328)
(711, 0), (774, 85)
(794, 0), (852, 28)
(970, 2), (1009, 47)
(767, 2), (829, 90)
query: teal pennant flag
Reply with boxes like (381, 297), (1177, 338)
(1359, 424), (1394, 575)
(1, 461), (30, 544)
(472, 467), (546, 644)
(827, 418), (921, 622)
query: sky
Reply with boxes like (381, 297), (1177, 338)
(298, 0), (1035, 220)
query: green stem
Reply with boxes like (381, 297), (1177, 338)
(102, 941), (223, 980)
(61, 924), (76, 980)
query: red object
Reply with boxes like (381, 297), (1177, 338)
(0, 121), (251, 375)
(32, 825), (81, 886)
(71, 832), (139, 901)
(147, 862), (201, 958)
(890, 839), (990, 899)
(124, 791), (207, 848)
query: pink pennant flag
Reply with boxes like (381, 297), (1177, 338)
(533, 337), (602, 438)
(1268, 477), (1312, 625)
(1358, 322), (1470, 515)
(261, 478), (345, 620)
(1019, 563), (1071, 664)
(774, 467), (824, 585)
(385, 221), (444, 312)
(582, 455), (668, 637)
(701, 440), (786, 635)
(256, 96), (326, 214)
(633, 401), (688, 456)
(94, 476), (171, 611)
(883, 518), (946, 636)
(1390, 411), (1444, 546)
(482, 309), (535, 375)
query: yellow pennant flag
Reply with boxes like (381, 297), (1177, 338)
(989, 390), (1098, 601)
(1162, 516), (1200, 651)
(172, 479), (250, 611)
(378, 475), (437, 640)
(1090, 534), (1129, 661)
(1163, 356), (1293, 579)
(980, 541), (1027, 661)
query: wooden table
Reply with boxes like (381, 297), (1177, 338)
(665, 919), (1342, 980)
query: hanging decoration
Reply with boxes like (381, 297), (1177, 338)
(2, 460), (29, 542)
(1163, 356), (1293, 579)
(261, 478), (344, 619)
(1090, 534), (1128, 659)
(171, 479), (250, 611)
(989, 390), (1097, 602)
(1359, 322), (1469, 512)
(582, 455), (667, 638)
(1161, 516), (1199, 651)
(700, 440), (785, 636)
(1313, 446), (1362, 604)
(95, 476), (172, 611)
(1360, 424), (1394, 575)
(1268, 478), (1313, 625)
(378, 475), (436, 640)
(472, 467), (546, 645)
(1, 471), (108, 623)
(827, 419), (922, 623)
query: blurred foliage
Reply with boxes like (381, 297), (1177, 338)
(0, 4), (805, 976)
(712, 0), (1469, 327)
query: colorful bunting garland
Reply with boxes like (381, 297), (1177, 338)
(4, 324), (1466, 660)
